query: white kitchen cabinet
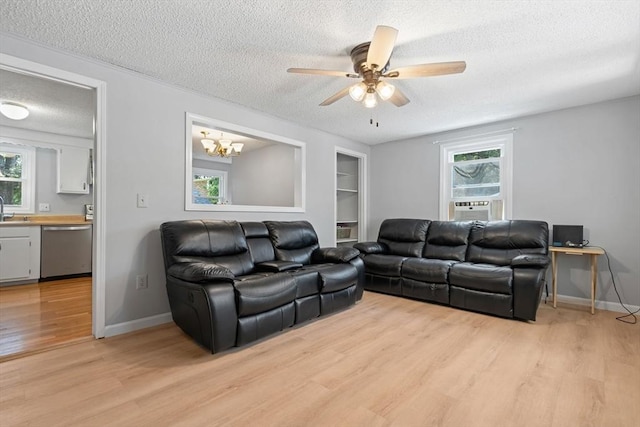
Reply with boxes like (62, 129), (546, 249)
(0, 226), (41, 284)
(57, 146), (91, 194)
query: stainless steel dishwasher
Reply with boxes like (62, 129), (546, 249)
(40, 224), (92, 278)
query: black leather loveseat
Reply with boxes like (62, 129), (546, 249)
(354, 219), (550, 321)
(160, 220), (364, 353)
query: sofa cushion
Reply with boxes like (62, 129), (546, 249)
(289, 268), (321, 298)
(167, 262), (235, 283)
(377, 219), (430, 257)
(317, 264), (358, 293)
(241, 222), (276, 264)
(423, 221), (473, 261)
(466, 220), (549, 266)
(234, 274), (298, 316)
(264, 220), (320, 264)
(363, 254), (407, 277)
(401, 258), (457, 283)
(449, 262), (513, 294)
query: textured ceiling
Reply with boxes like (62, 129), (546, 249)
(1, 0), (639, 144)
(0, 69), (95, 139)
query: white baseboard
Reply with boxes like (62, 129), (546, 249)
(104, 312), (173, 338)
(543, 293), (639, 314)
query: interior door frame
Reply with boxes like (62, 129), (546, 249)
(0, 53), (107, 338)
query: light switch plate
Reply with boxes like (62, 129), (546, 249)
(137, 193), (149, 208)
(39, 203), (50, 212)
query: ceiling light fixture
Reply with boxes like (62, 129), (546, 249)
(200, 131), (244, 158)
(363, 89), (378, 109)
(376, 80), (395, 100)
(0, 102), (29, 120)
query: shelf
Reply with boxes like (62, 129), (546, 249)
(336, 171), (352, 177)
(337, 220), (358, 224)
(337, 188), (358, 193)
(337, 238), (358, 243)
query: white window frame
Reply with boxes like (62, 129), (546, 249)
(0, 143), (36, 214)
(439, 134), (513, 221)
(191, 167), (229, 206)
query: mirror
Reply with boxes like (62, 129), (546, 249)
(185, 113), (305, 212)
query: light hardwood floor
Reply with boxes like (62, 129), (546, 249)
(0, 291), (638, 427)
(0, 277), (92, 360)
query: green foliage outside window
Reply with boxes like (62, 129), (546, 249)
(453, 149), (500, 162)
(193, 175), (222, 204)
(0, 153), (23, 205)
(452, 149), (501, 198)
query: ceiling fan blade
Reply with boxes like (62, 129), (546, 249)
(366, 26), (398, 70)
(287, 68), (359, 78)
(319, 86), (352, 106)
(385, 61), (467, 79)
(388, 87), (410, 107)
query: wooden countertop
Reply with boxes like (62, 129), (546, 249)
(0, 215), (91, 227)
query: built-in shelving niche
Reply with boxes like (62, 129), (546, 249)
(335, 149), (367, 246)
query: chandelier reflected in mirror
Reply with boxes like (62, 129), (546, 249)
(200, 131), (244, 158)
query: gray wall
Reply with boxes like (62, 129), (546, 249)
(0, 33), (370, 328)
(370, 96), (640, 307)
(231, 144), (295, 206)
(36, 147), (93, 214)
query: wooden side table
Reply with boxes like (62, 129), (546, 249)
(549, 246), (605, 314)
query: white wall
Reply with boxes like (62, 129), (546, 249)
(371, 96), (640, 307)
(0, 33), (370, 328)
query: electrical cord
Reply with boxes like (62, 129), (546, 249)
(589, 245), (639, 325)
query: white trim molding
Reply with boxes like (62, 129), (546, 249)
(104, 312), (173, 338)
(545, 293), (640, 315)
(0, 53), (107, 339)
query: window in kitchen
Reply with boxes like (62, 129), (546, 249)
(439, 134), (513, 221)
(192, 168), (228, 205)
(0, 143), (35, 214)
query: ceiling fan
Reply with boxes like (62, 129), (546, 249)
(287, 25), (466, 108)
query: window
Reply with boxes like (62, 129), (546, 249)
(192, 168), (228, 205)
(0, 143), (35, 213)
(439, 134), (513, 221)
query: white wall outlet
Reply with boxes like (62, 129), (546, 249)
(137, 193), (149, 208)
(135, 274), (148, 290)
(38, 203), (50, 212)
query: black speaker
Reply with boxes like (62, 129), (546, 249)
(552, 225), (584, 247)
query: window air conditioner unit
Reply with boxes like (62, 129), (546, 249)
(454, 201), (492, 221)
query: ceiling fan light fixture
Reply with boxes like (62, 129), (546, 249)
(349, 82), (367, 102)
(376, 81), (395, 100)
(363, 91), (378, 108)
(0, 102), (29, 120)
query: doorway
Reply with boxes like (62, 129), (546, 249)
(0, 53), (106, 359)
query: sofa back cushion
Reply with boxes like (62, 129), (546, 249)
(424, 221), (473, 261)
(160, 220), (254, 276)
(378, 219), (431, 257)
(264, 220), (320, 264)
(466, 220), (549, 266)
(241, 222), (276, 264)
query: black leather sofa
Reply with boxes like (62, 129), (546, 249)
(354, 219), (550, 321)
(160, 220), (364, 353)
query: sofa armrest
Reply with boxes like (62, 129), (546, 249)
(256, 260), (303, 272)
(511, 254), (550, 268)
(353, 241), (388, 255)
(312, 247), (360, 263)
(167, 262), (235, 283)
